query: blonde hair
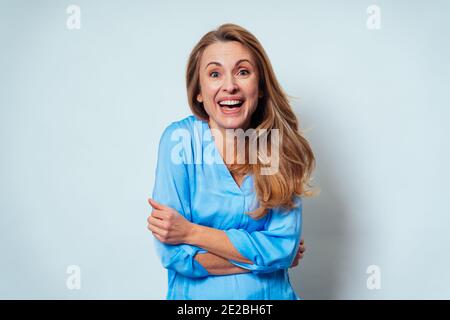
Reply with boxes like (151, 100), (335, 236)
(186, 23), (317, 219)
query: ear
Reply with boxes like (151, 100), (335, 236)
(196, 93), (203, 103)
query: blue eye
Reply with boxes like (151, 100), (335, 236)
(210, 71), (220, 78)
(238, 69), (250, 76)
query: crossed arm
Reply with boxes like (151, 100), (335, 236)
(194, 252), (251, 275)
(190, 226), (305, 274)
(148, 198), (253, 275)
(189, 224), (255, 275)
(147, 198), (304, 276)
(165, 223), (304, 275)
(195, 242), (305, 275)
(149, 123), (304, 277)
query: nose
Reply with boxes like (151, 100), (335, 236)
(222, 74), (238, 93)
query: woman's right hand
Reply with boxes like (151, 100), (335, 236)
(290, 238), (305, 268)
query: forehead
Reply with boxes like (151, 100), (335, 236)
(200, 41), (255, 67)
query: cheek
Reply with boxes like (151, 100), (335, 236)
(243, 81), (260, 109)
(243, 78), (259, 97)
(198, 82), (219, 112)
(201, 80), (221, 97)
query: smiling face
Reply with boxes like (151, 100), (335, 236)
(196, 41), (261, 132)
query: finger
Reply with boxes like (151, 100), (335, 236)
(300, 238), (304, 244)
(152, 232), (165, 243)
(151, 209), (167, 220)
(299, 245), (306, 253)
(148, 198), (167, 210)
(291, 250), (302, 268)
(147, 222), (167, 237)
(148, 215), (167, 230)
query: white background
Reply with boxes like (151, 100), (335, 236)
(1, 0), (449, 299)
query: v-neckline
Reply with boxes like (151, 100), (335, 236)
(202, 120), (251, 194)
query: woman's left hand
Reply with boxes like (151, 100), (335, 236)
(290, 238), (306, 268)
(147, 198), (193, 244)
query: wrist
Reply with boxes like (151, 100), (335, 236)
(186, 222), (201, 245)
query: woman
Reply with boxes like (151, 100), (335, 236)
(147, 23), (315, 300)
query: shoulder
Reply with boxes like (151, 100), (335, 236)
(160, 114), (203, 140)
(157, 114), (205, 164)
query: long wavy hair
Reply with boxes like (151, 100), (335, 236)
(186, 23), (317, 219)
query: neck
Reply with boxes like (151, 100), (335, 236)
(207, 120), (249, 165)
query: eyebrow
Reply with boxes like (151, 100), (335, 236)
(205, 59), (253, 70)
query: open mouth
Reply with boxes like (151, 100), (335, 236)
(217, 99), (244, 113)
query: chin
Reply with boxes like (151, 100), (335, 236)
(218, 117), (248, 130)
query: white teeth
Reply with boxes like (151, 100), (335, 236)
(218, 100), (242, 106)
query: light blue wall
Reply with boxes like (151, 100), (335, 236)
(1, 0), (449, 299)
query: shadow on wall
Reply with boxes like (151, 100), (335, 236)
(288, 105), (352, 300)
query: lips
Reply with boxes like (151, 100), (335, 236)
(217, 101), (244, 115)
(217, 97), (245, 109)
(219, 102), (244, 109)
(219, 105), (242, 115)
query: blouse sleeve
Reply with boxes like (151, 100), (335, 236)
(223, 196), (303, 274)
(151, 122), (209, 278)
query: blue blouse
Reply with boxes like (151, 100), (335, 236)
(151, 115), (302, 300)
